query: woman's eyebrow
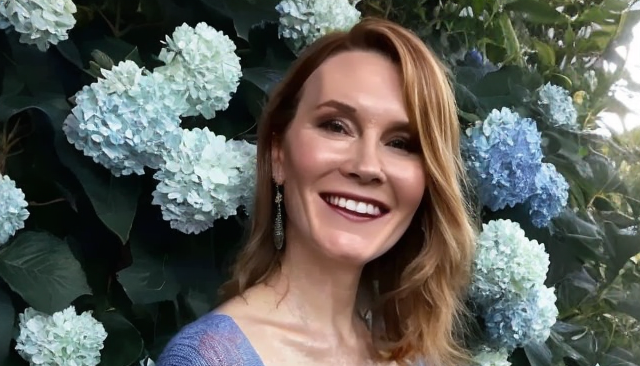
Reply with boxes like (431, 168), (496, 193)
(315, 99), (357, 114)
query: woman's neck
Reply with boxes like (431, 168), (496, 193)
(264, 238), (365, 339)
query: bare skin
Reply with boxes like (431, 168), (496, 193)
(217, 49), (424, 366)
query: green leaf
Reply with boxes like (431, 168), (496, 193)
(0, 232), (91, 313)
(549, 324), (597, 366)
(117, 237), (180, 305)
(524, 342), (552, 366)
(242, 67), (284, 94)
(497, 13), (522, 65)
(0, 288), (15, 362)
(603, 222), (640, 278)
(199, 0), (280, 41)
(600, 347), (639, 366)
(97, 311), (144, 366)
(56, 40), (84, 70)
(505, 0), (568, 24)
(532, 39), (556, 67)
(54, 134), (141, 244)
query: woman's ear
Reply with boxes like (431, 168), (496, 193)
(271, 136), (285, 184)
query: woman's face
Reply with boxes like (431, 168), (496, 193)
(272, 50), (426, 266)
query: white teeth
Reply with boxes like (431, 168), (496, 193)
(324, 195), (383, 216)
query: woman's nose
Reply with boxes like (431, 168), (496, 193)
(341, 139), (386, 184)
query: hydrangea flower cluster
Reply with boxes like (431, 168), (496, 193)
(0, 173), (30, 245)
(152, 128), (257, 234)
(470, 347), (511, 366)
(0, 0), (77, 51)
(484, 285), (558, 350)
(462, 108), (543, 211)
(470, 219), (550, 306)
(526, 163), (569, 228)
(154, 22), (242, 119)
(537, 83), (578, 129)
(276, 0), (361, 52)
(15, 306), (108, 366)
(470, 220), (558, 350)
(63, 61), (187, 176)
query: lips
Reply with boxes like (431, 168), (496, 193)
(320, 193), (389, 218)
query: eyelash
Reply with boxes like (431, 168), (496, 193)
(318, 119), (414, 152)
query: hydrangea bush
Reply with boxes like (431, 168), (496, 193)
(0, 174), (29, 245)
(154, 22), (242, 119)
(15, 306), (107, 366)
(276, 0), (361, 52)
(0, 0), (639, 365)
(0, 0), (77, 51)
(151, 127), (256, 234)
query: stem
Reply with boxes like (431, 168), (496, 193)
(96, 7), (119, 37)
(28, 198), (66, 207)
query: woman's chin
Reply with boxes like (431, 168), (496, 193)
(312, 233), (390, 267)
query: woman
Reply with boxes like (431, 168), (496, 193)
(157, 17), (476, 366)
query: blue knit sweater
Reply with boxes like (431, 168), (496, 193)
(156, 313), (265, 366)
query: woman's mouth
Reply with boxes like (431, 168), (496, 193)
(321, 194), (388, 219)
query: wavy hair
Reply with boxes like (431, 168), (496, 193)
(219, 17), (476, 366)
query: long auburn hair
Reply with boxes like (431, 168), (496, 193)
(219, 17), (476, 366)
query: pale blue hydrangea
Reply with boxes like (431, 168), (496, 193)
(484, 285), (558, 350)
(470, 347), (511, 366)
(526, 163), (569, 228)
(276, 0), (361, 52)
(0, 173), (29, 245)
(63, 60), (188, 176)
(462, 108), (543, 211)
(537, 83), (578, 129)
(0, 0), (77, 51)
(152, 128), (257, 234)
(154, 22), (242, 119)
(470, 219), (550, 307)
(15, 306), (108, 366)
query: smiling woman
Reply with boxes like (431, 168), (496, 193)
(157, 17), (476, 366)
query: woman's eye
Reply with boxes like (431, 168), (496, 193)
(388, 138), (411, 151)
(320, 120), (347, 134)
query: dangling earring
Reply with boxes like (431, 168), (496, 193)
(274, 185), (284, 250)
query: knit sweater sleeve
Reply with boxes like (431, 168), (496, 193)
(156, 313), (264, 366)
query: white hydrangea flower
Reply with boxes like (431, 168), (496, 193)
(537, 83), (578, 129)
(0, 0), (77, 52)
(154, 22), (242, 120)
(152, 128), (257, 234)
(15, 306), (108, 366)
(470, 219), (550, 307)
(63, 60), (188, 176)
(0, 173), (29, 245)
(470, 347), (511, 366)
(276, 0), (361, 52)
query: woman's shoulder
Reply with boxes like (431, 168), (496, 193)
(155, 312), (263, 366)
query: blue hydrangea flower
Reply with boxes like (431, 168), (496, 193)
(276, 0), (361, 52)
(484, 285), (558, 350)
(15, 306), (108, 366)
(470, 347), (511, 366)
(0, 173), (29, 245)
(154, 22), (242, 119)
(526, 163), (569, 228)
(537, 83), (578, 129)
(0, 0), (77, 51)
(63, 61), (188, 176)
(470, 219), (550, 307)
(152, 128), (257, 234)
(462, 108), (543, 211)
